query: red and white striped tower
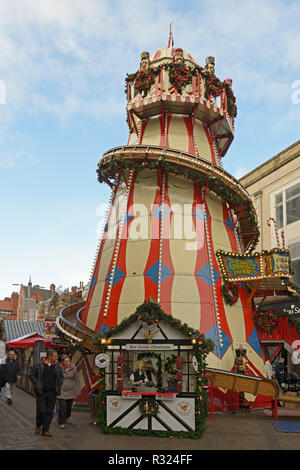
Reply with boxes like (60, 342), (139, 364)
(80, 39), (265, 383)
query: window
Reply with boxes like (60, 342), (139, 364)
(290, 242), (300, 287)
(275, 183), (300, 228)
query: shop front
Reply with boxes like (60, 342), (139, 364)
(93, 301), (214, 438)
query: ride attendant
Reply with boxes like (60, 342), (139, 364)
(30, 348), (63, 437)
(57, 355), (80, 429)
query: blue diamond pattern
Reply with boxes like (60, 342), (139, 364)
(193, 206), (205, 222)
(106, 266), (125, 287)
(97, 323), (109, 335)
(213, 269), (221, 284)
(126, 212), (133, 224)
(89, 273), (97, 293)
(145, 261), (173, 285)
(225, 216), (234, 232)
(152, 205), (171, 220)
(196, 263), (213, 287)
(205, 325), (232, 359)
(248, 327), (263, 358)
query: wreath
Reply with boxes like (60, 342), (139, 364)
(167, 63), (194, 94)
(139, 397), (159, 417)
(254, 310), (279, 335)
(204, 74), (224, 98)
(221, 281), (239, 305)
(134, 67), (159, 96)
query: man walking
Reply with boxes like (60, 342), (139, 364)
(30, 349), (63, 437)
(3, 350), (22, 405)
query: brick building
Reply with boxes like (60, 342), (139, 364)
(0, 292), (19, 321)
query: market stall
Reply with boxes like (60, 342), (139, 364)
(93, 301), (214, 438)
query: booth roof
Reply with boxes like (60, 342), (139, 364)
(7, 335), (54, 348)
(2, 320), (47, 342)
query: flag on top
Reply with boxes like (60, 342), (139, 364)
(168, 22), (174, 48)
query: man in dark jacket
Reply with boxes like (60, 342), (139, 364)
(30, 348), (63, 437)
(0, 363), (7, 389)
(3, 350), (22, 405)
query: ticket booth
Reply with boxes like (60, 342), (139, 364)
(94, 301), (214, 438)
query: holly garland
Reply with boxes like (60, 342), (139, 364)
(203, 73), (223, 98)
(93, 299), (214, 345)
(221, 281), (239, 306)
(281, 278), (300, 300)
(125, 62), (237, 117)
(254, 307), (300, 335)
(224, 83), (237, 118)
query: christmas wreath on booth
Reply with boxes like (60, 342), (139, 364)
(221, 281), (239, 305)
(253, 310), (279, 335)
(134, 67), (160, 96)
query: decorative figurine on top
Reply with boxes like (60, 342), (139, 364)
(173, 47), (184, 65)
(205, 56), (215, 75)
(139, 51), (150, 72)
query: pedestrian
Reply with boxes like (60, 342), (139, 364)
(275, 357), (286, 390)
(3, 350), (22, 405)
(57, 355), (80, 429)
(0, 362), (7, 392)
(29, 348), (63, 437)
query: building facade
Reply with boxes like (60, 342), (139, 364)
(0, 292), (19, 321)
(239, 140), (300, 287)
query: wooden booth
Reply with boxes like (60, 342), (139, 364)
(94, 301), (214, 438)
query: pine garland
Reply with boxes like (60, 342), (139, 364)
(254, 307), (300, 335)
(125, 62), (237, 116)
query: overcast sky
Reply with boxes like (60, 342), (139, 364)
(0, 0), (299, 299)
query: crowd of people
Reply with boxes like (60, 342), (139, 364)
(0, 348), (80, 437)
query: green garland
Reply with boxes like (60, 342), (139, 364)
(125, 62), (237, 117)
(94, 300), (214, 345)
(254, 307), (300, 335)
(282, 278), (300, 300)
(203, 73), (223, 98)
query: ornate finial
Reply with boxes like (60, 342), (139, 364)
(168, 21), (174, 48)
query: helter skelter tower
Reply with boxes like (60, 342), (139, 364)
(79, 33), (266, 376)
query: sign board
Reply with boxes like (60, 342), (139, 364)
(225, 256), (260, 278)
(271, 254), (290, 275)
(125, 344), (175, 351)
(95, 353), (110, 368)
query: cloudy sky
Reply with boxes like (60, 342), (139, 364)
(0, 0), (299, 298)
